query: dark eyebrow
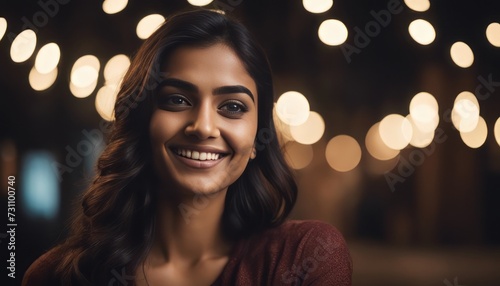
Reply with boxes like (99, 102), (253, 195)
(213, 85), (255, 102)
(158, 78), (198, 93)
(159, 77), (254, 102)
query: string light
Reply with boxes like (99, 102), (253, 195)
(276, 91), (310, 126)
(325, 135), (362, 172)
(10, 30), (37, 63)
(450, 41), (474, 68)
(303, 0), (333, 14)
(408, 19), (436, 45)
(137, 14), (165, 40)
(318, 19), (348, 46)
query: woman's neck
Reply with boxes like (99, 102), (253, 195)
(149, 188), (232, 267)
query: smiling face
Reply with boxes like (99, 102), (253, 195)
(149, 43), (258, 197)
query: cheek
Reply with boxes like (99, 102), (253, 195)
(221, 121), (257, 154)
(149, 111), (182, 145)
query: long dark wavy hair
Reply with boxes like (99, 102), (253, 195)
(55, 9), (297, 285)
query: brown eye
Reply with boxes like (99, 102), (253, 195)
(157, 94), (191, 110)
(219, 100), (248, 118)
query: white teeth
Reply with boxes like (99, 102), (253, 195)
(192, 151), (200, 160)
(175, 148), (222, 161)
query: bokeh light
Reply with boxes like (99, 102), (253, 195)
(273, 105), (293, 145)
(0, 17), (7, 41)
(70, 80), (98, 99)
(104, 54), (130, 84)
(35, 43), (60, 74)
(10, 29), (37, 63)
(452, 99), (480, 132)
(379, 114), (413, 150)
(326, 135), (362, 172)
(290, 111), (325, 145)
(407, 115), (435, 148)
(29, 67), (58, 91)
(187, 0), (214, 6)
(284, 141), (313, 169)
(460, 116), (487, 148)
(365, 122), (400, 160)
(409, 92), (439, 132)
(276, 91), (310, 126)
(450, 41), (474, 68)
(486, 23), (500, 47)
(70, 55), (100, 89)
(318, 19), (348, 46)
(95, 84), (119, 121)
(408, 19), (436, 45)
(494, 117), (500, 147)
(137, 14), (165, 40)
(20, 151), (60, 219)
(404, 0), (430, 12)
(102, 0), (128, 14)
(303, 0), (334, 13)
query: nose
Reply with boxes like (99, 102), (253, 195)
(184, 102), (220, 140)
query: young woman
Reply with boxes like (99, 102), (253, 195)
(23, 9), (352, 286)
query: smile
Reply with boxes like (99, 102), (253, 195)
(173, 148), (226, 161)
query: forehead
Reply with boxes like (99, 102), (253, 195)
(161, 43), (257, 96)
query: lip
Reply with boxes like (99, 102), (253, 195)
(168, 145), (229, 169)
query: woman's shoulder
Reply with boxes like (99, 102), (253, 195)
(235, 219), (352, 285)
(22, 246), (62, 286)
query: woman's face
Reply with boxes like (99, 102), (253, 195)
(149, 43), (258, 196)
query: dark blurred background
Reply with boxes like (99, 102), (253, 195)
(1, 0), (500, 285)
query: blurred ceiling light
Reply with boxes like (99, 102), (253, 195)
(102, 0), (128, 14)
(318, 19), (348, 46)
(29, 66), (58, 91)
(104, 54), (130, 84)
(70, 55), (100, 89)
(379, 114), (413, 150)
(10, 29), (37, 63)
(325, 135), (362, 172)
(408, 19), (436, 45)
(290, 111), (325, 145)
(365, 122), (400, 160)
(0, 17), (7, 41)
(137, 14), (165, 40)
(460, 116), (487, 148)
(409, 91), (439, 132)
(303, 0), (333, 13)
(70, 80), (98, 98)
(450, 41), (474, 68)
(276, 91), (310, 126)
(95, 84), (119, 121)
(284, 141), (313, 170)
(494, 117), (500, 147)
(187, 0), (214, 6)
(486, 22), (500, 47)
(404, 0), (430, 12)
(452, 98), (480, 132)
(407, 114), (435, 148)
(35, 43), (60, 74)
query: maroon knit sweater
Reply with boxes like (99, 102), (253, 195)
(23, 220), (352, 285)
